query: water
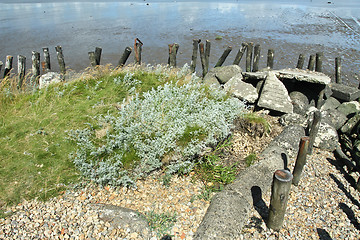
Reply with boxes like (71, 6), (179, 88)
(0, 0), (359, 85)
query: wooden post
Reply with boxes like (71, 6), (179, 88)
(308, 110), (321, 155)
(118, 46), (132, 67)
(95, 47), (102, 65)
(205, 40), (211, 73)
(17, 55), (26, 88)
(31, 51), (40, 85)
(267, 49), (274, 69)
(317, 88), (325, 108)
(246, 42), (253, 72)
(315, 52), (323, 72)
(199, 42), (207, 77)
(296, 54), (305, 69)
(335, 57), (341, 84)
(357, 177), (360, 192)
(233, 43), (247, 66)
(0, 61), (3, 77)
(55, 46), (66, 75)
(215, 46), (232, 67)
(3, 55), (13, 78)
(88, 52), (96, 67)
(134, 38), (143, 65)
(42, 47), (51, 73)
(292, 137), (310, 186)
(168, 43), (179, 67)
(190, 39), (200, 73)
(307, 55), (315, 71)
(267, 169), (293, 231)
(252, 44), (261, 72)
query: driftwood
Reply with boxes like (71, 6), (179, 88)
(246, 42), (253, 72)
(17, 55), (26, 88)
(252, 44), (261, 72)
(3, 55), (13, 78)
(55, 46), (66, 75)
(233, 43), (247, 66)
(190, 39), (200, 73)
(292, 137), (310, 186)
(42, 47), (51, 73)
(118, 47), (132, 67)
(267, 49), (274, 69)
(215, 46), (232, 68)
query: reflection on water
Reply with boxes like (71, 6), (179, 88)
(0, 0), (359, 84)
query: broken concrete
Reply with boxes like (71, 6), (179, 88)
(275, 68), (331, 85)
(329, 83), (360, 102)
(224, 74), (259, 104)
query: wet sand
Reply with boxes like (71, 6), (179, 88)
(0, 0), (359, 85)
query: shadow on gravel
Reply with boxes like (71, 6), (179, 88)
(326, 158), (357, 189)
(339, 202), (360, 231)
(329, 173), (360, 209)
(316, 228), (333, 240)
(251, 186), (269, 222)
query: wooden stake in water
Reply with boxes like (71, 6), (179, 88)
(205, 40), (211, 73)
(168, 43), (179, 67)
(267, 169), (293, 231)
(252, 44), (261, 72)
(88, 52), (97, 67)
(246, 42), (253, 72)
(233, 43), (247, 66)
(292, 137), (310, 186)
(199, 42), (207, 77)
(55, 46), (66, 75)
(31, 51), (40, 85)
(190, 39), (200, 73)
(17, 55), (26, 88)
(118, 47), (132, 67)
(307, 55), (315, 71)
(267, 49), (274, 69)
(0, 61), (3, 77)
(215, 46), (232, 67)
(3, 55), (13, 78)
(335, 57), (342, 84)
(134, 38), (143, 65)
(315, 52), (323, 72)
(296, 54), (305, 69)
(42, 47), (51, 72)
(95, 47), (102, 65)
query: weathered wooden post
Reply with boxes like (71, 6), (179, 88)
(296, 54), (305, 69)
(95, 47), (102, 65)
(246, 42), (253, 72)
(199, 42), (207, 77)
(252, 44), (261, 72)
(42, 47), (51, 73)
(190, 39), (200, 73)
(17, 55), (26, 88)
(88, 52), (97, 67)
(315, 52), (323, 72)
(335, 57), (342, 84)
(292, 137), (310, 186)
(168, 43), (179, 67)
(307, 55), (315, 71)
(3, 55), (13, 78)
(215, 46), (232, 67)
(205, 40), (211, 73)
(357, 177), (360, 192)
(31, 51), (40, 85)
(233, 43), (247, 66)
(134, 38), (143, 65)
(0, 61), (3, 77)
(267, 49), (274, 69)
(308, 110), (321, 155)
(118, 47), (132, 67)
(55, 46), (66, 75)
(267, 169), (293, 231)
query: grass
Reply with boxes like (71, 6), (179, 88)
(0, 64), (181, 215)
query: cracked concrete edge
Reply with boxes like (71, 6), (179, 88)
(194, 125), (305, 240)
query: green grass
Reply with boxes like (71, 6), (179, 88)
(0, 65), (179, 213)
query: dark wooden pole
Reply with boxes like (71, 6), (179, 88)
(215, 46), (232, 67)
(357, 177), (360, 192)
(335, 57), (342, 84)
(118, 46), (132, 67)
(17, 55), (26, 88)
(190, 39), (199, 73)
(233, 43), (247, 66)
(205, 40), (211, 73)
(315, 52), (323, 72)
(42, 47), (51, 73)
(308, 110), (321, 155)
(246, 42), (253, 72)
(296, 54), (305, 69)
(134, 38), (143, 65)
(95, 47), (102, 65)
(267, 169), (293, 231)
(199, 43), (207, 77)
(252, 44), (261, 72)
(307, 55), (315, 71)
(0, 61), (3, 77)
(31, 51), (40, 85)
(292, 137), (310, 186)
(168, 43), (179, 68)
(88, 52), (97, 67)
(3, 55), (13, 78)
(55, 46), (66, 75)
(267, 49), (274, 69)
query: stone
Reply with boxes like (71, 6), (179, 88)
(257, 72), (293, 114)
(242, 71), (267, 81)
(329, 83), (360, 101)
(224, 74), (259, 103)
(337, 101), (360, 117)
(279, 113), (307, 127)
(321, 109), (347, 130)
(275, 68), (331, 85)
(289, 91), (310, 116)
(341, 113), (360, 134)
(314, 122), (339, 151)
(320, 97), (341, 111)
(39, 72), (62, 89)
(202, 72), (220, 88)
(256, 80), (264, 93)
(207, 65), (242, 84)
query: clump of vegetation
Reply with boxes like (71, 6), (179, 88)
(143, 210), (177, 238)
(215, 35), (223, 40)
(245, 153), (258, 167)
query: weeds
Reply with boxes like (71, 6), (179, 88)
(143, 210), (177, 238)
(245, 153), (258, 167)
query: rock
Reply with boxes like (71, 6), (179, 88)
(340, 113), (360, 134)
(89, 204), (150, 239)
(257, 72), (293, 114)
(203, 72), (220, 88)
(329, 83), (360, 101)
(279, 113), (307, 127)
(39, 72), (62, 89)
(314, 122), (339, 151)
(320, 97), (341, 111)
(224, 74), (258, 103)
(275, 68), (331, 85)
(242, 71), (267, 81)
(209, 65), (242, 84)
(289, 91), (310, 115)
(321, 109), (347, 130)
(256, 80), (264, 93)
(337, 101), (360, 117)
